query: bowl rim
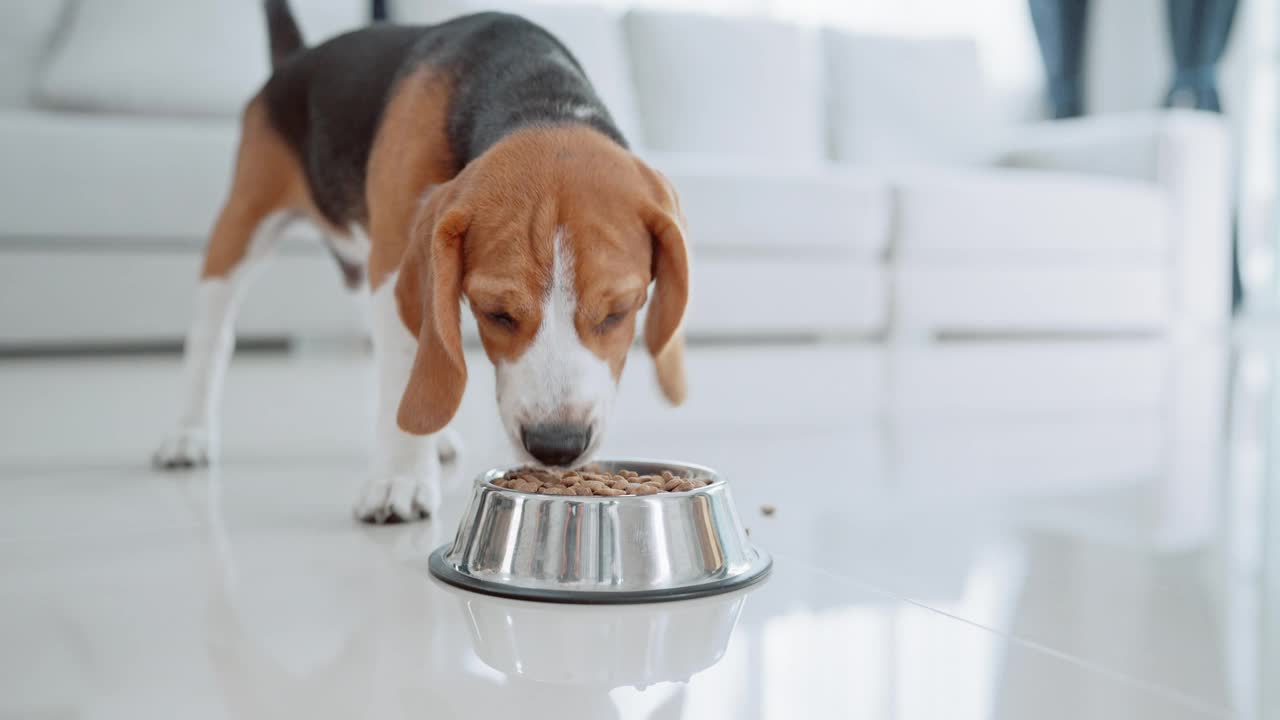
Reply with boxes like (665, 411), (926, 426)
(477, 457), (725, 501)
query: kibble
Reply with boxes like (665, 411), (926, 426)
(495, 467), (711, 496)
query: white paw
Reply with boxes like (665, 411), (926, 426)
(354, 468), (441, 524)
(153, 427), (212, 470)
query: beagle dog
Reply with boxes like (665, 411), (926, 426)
(153, 1), (689, 523)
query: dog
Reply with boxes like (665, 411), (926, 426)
(153, 1), (689, 524)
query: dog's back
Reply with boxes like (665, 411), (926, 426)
(259, 5), (626, 229)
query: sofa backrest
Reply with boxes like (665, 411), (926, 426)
(20, 0), (366, 118)
(824, 30), (996, 166)
(624, 9), (826, 164)
(6, 0), (1002, 168)
(390, 0), (643, 146)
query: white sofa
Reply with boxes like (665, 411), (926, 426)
(0, 0), (1233, 347)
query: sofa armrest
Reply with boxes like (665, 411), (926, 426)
(997, 110), (1232, 328)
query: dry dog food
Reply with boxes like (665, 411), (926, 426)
(492, 467), (711, 496)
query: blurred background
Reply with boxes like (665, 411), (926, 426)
(0, 0), (1272, 345)
(3, 1), (1280, 718)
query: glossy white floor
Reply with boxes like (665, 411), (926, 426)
(1, 339), (1276, 719)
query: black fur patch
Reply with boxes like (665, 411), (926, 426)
(262, 25), (425, 228)
(264, 0), (304, 67)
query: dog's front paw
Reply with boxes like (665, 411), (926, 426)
(153, 427), (211, 470)
(354, 469), (441, 524)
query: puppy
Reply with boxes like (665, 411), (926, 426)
(154, 1), (689, 523)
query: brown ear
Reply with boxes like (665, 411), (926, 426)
(395, 182), (469, 435)
(641, 182), (690, 406)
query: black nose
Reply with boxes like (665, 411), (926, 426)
(521, 423), (592, 467)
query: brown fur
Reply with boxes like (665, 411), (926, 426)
(201, 98), (333, 278)
(365, 68), (457, 290)
(395, 183), (469, 435)
(387, 125), (690, 433)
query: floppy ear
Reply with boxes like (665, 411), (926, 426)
(394, 182), (470, 435)
(641, 179), (691, 406)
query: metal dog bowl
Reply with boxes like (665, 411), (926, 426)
(428, 459), (771, 603)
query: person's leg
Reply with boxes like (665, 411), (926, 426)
(1028, 0), (1090, 118)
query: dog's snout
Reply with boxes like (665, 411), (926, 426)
(521, 423), (592, 467)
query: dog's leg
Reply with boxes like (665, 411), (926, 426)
(154, 99), (303, 469)
(153, 211), (290, 469)
(353, 277), (448, 523)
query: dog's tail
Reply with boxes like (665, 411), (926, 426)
(264, 0), (304, 68)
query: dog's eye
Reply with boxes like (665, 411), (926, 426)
(485, 311), (517, 330)
(597, 311), (627, 333)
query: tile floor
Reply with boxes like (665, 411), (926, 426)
(1, 339), (1275, 719)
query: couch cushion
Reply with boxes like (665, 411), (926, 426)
(641, 151), (890, 257)
(895, 265), (1170, 333)
(390, 0), (642, 146)
(0, 110), (237, 240)
(0, 249), (365, 343)
(625, 10), (824, 162)
(691, 259), (887, 336)
(0, 1), (68, 108)
(34, 0), (366, 118)
(0, 109), (330, 245)
(825, 31), (996, 166)
(894, 168), (1169, 258)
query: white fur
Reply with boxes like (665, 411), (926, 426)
(352, 274), (446, 522)
(156, 205), (462, 522)
(496, 227), (615, 463)
(153, 211), (291, 468)
(331, 223), (373, 268)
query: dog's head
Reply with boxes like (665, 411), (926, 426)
(394, 127), (689, 467)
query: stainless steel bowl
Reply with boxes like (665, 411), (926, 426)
(429, 459), (771, 603)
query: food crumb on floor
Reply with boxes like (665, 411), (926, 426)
(760, 504), (776, 517)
